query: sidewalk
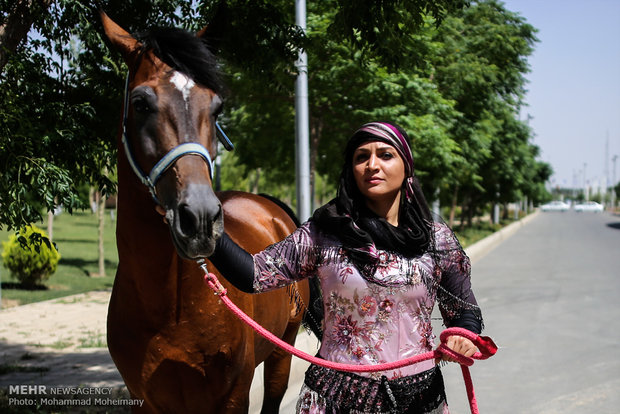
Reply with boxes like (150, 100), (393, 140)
(0, 211), (539, 410)
(0, 290), (124, 389)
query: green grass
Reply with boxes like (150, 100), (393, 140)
(455, 218), (520, 248)
(78, 330), (107, 348)
(0, 211), (118, 307)
(455, 221), (501, 248)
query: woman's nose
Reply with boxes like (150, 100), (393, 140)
(367, 154), (378, 171)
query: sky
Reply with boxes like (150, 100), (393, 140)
(501, 0), (620, 190)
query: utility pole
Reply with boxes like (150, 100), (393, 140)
(613, 155), (618, 211)
(604, 133), (609, 205)
(295, 0), (311, 222)
(572, 169), (577, 199)
(583, 163), (588, 202)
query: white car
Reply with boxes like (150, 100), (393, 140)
(574, 201), (604, 212)
(540, 201), (570, 212)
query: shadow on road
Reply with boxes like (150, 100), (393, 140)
(606, 221), (620, 230)
(0, 340), (124, 388)
(0, 340), (129, 412)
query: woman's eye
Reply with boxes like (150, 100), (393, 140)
(381, 152), (394, 160)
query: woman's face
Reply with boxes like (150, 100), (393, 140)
(352, 141), (406, 207)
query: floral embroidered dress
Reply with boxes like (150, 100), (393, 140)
(252, 220), (481, 413)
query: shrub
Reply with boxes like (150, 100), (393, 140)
(2, 224), (60, 288)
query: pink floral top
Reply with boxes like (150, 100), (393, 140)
(252, 220), (480, 380)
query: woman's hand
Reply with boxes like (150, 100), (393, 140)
(436, 335), (478, 364)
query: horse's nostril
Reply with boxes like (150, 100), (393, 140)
(178, 204), (198, 237)
(213, 204), (222, 222)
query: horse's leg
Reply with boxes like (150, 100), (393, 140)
(218, 363), (256, 414)
(260, 324), (301, 414)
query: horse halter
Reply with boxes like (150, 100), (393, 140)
(121, 74), (234, 203)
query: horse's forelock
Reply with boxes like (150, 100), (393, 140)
(135, 27), (223, 94)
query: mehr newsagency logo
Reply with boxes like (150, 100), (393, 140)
(7, 385), (144, 408)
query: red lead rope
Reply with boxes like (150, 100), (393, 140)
(202, 269), (497, 414)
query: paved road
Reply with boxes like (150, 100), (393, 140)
(440, 211), (620, 414)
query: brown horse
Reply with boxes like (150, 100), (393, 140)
(100, 11), (309, 413)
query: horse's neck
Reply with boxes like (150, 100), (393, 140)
(116, 169), (175, 269)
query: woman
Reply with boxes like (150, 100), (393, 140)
(210, 122), (483, 413)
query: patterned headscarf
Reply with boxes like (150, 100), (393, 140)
(313, 122), (433, 281)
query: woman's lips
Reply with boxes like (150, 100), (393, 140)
(365, 176), (383, 184)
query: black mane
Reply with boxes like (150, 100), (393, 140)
(135, 27), (223, 94)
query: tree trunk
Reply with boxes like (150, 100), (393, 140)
(251, 168), (261, 193)
(467, 202), (474, 228)
(89, 187), (96, 212)
(47, 209), (54, 241)
(502, 203), (509, 220)
(92, 191), (106, 278)
(310, 116), (323, 211)
(46, 196), (58, 240)
(459, 196), (467, 231)
(0, 0), (53, 71)
(448, 185), (458, 228)
(98, 191), (106, 277)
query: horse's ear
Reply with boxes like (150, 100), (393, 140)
(196, 2), (228, 54)
(99, 10), (140, 63)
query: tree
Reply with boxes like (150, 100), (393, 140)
(425, 0), (542, 222)
(1, 0), (117, 232)
(222, 3), (466, 213)
(0, 0), (53, 71)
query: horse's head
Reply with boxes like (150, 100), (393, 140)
(101, 12), (227, 259)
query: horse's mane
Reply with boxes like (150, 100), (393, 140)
(135, 27), (223, 94)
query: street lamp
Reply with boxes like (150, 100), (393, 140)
(612, 155), (618, 211)
(295, 0), (311, 221)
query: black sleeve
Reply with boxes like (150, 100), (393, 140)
(208, 233), (255, 293)
(449, 310), (482, 334)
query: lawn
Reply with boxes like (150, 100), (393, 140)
(454, 220), (507, 247)
(0, 210), (118, 308)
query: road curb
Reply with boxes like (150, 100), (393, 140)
(465, 209), (540, 264)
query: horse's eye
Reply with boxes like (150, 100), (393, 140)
(132, 97), (152, 114)
(211, 95), (223, 118)
(213, 105), (222, 119)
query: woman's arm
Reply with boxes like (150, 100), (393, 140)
(434, 223), (483, 334)
(209, 221), (319, 293)
(209, 233), (255, 293)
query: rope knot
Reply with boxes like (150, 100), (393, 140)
(197, 260), (228, 296)
(436, 327), (498, 366)
(204, 273), (227, 296)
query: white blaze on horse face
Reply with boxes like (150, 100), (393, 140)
(170, 71), (195, 109)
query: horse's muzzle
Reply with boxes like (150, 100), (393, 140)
(166, 183), (223, 259)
